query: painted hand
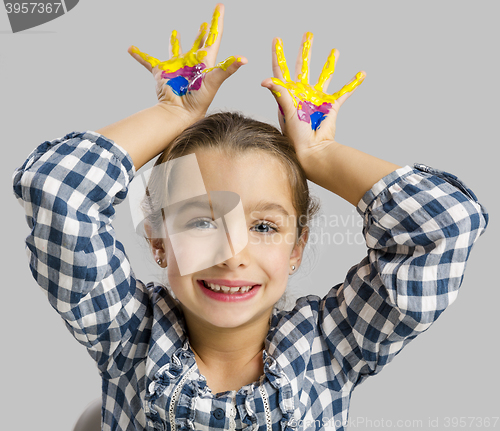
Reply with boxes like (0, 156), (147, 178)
(128, 4), (246, 117)
(262, 33), (365, 158)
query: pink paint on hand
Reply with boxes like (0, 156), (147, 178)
(161, 63), (207, 92)
(278, 104), (285, 117)
(297, 101), (332, 130)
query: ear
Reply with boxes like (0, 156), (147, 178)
(290, 227), (309, 273)
(144, 221), (167, 267)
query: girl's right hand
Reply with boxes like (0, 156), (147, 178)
(128, 3), (246, 120)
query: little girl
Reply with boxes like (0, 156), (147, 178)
(13, 4), (488, 431)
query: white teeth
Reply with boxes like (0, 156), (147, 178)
(204, 282), (253, 294)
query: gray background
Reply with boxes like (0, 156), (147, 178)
(1, 0), (498, 429)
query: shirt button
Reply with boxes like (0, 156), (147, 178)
(213, 408), (225, 420)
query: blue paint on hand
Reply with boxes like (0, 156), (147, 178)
(167, 76), (190, 96)
(310, 111), (326, 131)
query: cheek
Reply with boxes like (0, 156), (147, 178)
(163, 234), (181, 273)
(163, 236), (186, 292)
(166, 270), (193, 306)
(250, 238), (293, 281)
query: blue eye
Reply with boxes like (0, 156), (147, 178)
(187, 218), (217, 230)
(252, 221), (278, 234)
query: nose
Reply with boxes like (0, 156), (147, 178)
(217, 244), (250, 270)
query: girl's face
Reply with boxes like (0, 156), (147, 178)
(157, 148), (306, 329)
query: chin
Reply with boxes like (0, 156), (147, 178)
(203, 310), (256, 329)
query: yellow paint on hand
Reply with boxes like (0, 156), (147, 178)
(272, 38), (365, 107)
(202, 55), (238, 73)
(314, 49), (336, 92)
(193, 22), (208, 50)
(130, 46), (162, 68)
(130, 5), (225, 75)
(170, 30), (180, 58)
(331, 72), (365, 100)
(297, 32), (313, 84)
(130, 43), (207, 74)
(275, 38), (291, 82)
(205, 6), (220, 47)
(272, 72), (365, 107)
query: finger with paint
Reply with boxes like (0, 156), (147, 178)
(269, 33), (366, 131)
(128, 4), (239, 97)
(204, 4), (221, 48)
(314, 47), (338, 93)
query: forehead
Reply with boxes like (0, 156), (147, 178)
(168, 148), (295, 216)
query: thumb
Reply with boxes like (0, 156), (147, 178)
(202, 55), (248, 91)
(333, 70), (366, 107)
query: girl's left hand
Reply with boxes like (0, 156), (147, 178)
(261, 32), (366, 162)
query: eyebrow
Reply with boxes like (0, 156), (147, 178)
(172, 198), (291, 217)
(247, 200), (291, 217)
(166, 200), (212, 219)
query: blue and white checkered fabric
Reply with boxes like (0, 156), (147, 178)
(13, 131), (488, 431)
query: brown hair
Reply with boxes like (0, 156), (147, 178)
(141, 111), (320, 248)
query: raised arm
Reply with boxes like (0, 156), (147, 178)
(261, 32), (399, 205)
(262, 33), (488, 387)
(98, 3), (246, 170)
(13, 4), (245, 377)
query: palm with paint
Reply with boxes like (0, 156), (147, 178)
(262, 32), (366, 161)
(128, 4), (246, 118)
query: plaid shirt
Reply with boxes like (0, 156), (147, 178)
(13, 131), (488, 431)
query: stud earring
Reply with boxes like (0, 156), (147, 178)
(156, 258), (162, 266)
(291, 265), (296, 271)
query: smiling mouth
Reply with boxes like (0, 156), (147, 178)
(201, 280), (257, 294)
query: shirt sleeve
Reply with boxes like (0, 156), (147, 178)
(12, 131), (151, 378)
(318, 164), (489, 388)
